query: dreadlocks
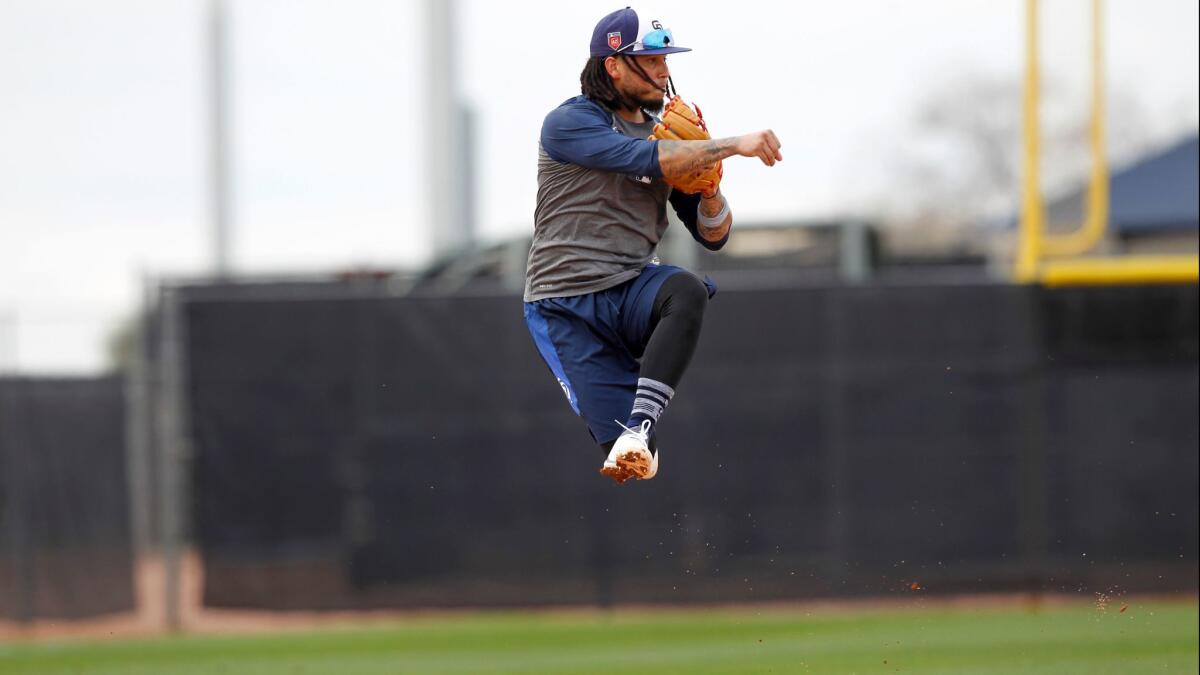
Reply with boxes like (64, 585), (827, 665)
(580, 56), (631, 111)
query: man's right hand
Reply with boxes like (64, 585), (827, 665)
(734, 130), (783, 166)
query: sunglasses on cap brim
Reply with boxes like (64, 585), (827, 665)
(615, 27), (674, 53)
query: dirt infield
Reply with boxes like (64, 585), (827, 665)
(1, 550), (1193, 642)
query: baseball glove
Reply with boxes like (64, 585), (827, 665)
(650, 96), (723, 198)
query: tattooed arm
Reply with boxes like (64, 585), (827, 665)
(657, 129), (783, 176)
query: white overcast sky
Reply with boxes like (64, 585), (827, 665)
(1, 0), (1197, 373)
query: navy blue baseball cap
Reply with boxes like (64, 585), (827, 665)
(589, 7), (691, 58)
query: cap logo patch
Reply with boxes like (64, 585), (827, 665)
(607, 32), (622, 50)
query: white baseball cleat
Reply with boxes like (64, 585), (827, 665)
(599, 419), (659, 484)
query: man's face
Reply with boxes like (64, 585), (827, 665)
(608, 54), (670, 113)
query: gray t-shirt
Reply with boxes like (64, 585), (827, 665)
(524, 96), (672, 302)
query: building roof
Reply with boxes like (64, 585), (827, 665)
(1045, 133), (1198, 234)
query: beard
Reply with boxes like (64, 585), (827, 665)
(616, 80), (666, 114)
(638, 91), (666, 115)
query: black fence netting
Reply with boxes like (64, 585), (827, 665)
(186, 282), (1198, 609)
(0, 377), (134, 620)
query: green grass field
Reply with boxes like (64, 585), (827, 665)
(1, 599), (1196, 675)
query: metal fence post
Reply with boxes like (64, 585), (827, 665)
(157, 285), (192, 632)
(125, 276), (154, 562)
(839, 222), (872, 284)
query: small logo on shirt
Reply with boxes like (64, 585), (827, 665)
(631, 175), (652, 184)
(607, 32), (622, 50)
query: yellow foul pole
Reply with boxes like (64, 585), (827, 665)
(1014, 0), (1044, 282)
(1040, 0), (1109, 257)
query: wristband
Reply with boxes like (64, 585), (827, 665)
(696, 196), (730, 228)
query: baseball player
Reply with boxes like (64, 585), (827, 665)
(523, 7), (782, 484)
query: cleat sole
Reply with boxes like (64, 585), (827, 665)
(616, 450), (653, 479)
(599, 463), (635, 484)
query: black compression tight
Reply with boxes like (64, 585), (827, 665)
(640, 271), (709, 389)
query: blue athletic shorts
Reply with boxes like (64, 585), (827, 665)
(524, 264), (717, 444)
